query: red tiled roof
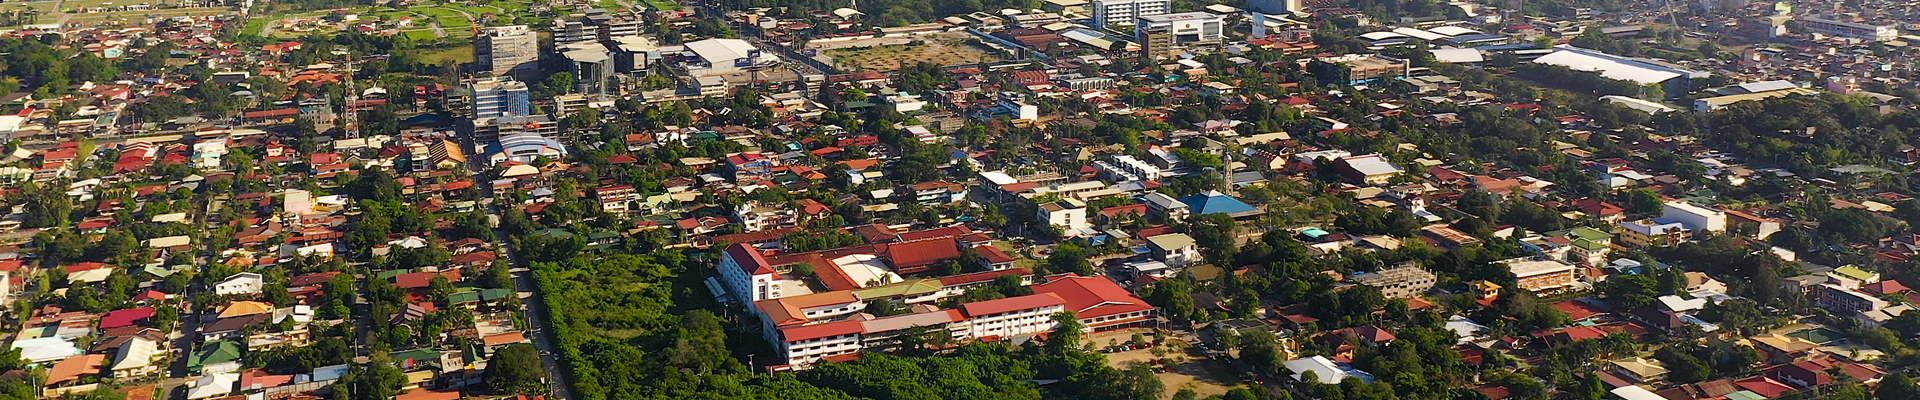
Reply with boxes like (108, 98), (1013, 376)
(1032, 274), (1154, 320)
(45, 354), (105, 385)
(885, 239), (961, 270)
(242, 108), (300, 118)
(725, 243), (777, 275)
(780, 319), (864, 342)
(961, 293), (1066, 317)
(99, 307), (154, 329)
(391, 272), (437, 289)
(1552, 300), (1607, 321)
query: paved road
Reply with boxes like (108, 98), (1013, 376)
(469, 128), (572, 399)
(498, 235), (572, 400)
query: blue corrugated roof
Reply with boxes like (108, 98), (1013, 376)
(1178, 190), (1257, 215)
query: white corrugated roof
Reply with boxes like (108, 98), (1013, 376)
(1358, 31), (1408, 41)
(1427, 25), (1481, 37)
(1430, 48), (1485, 63)
(1391, 27), (1446, 41)
(1533, 49), (1683, 84)
(1734, 80), (1797, 94)
(682, 38), (760, 63)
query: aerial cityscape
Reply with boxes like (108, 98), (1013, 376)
(0, 0), (1917, 399)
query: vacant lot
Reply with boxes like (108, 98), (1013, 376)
(815, 33), (1002, 72)
(1094, 329), (1242, 399)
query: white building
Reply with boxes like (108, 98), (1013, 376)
(962, 293), (1068, 339)
(1090, 0), (1170, 29)
(1660, 201), (1727, 233)
(1797, 17), (1898, 42)
(1037, 198), (1089, 232)
(678, 38), (777, 77)
(718, 244), (783, 303)
(1145, 233), (1200, 267)
(213, 272), (264, 296)
(1136, 12), (1224, 44)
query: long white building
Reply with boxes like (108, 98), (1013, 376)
(1798, 17), (1897, 42)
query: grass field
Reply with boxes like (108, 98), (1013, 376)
(239, 16), (268, 35)
(413, 7), (470, 28)
(640, 0), (677, 10)
(418, 46), (473, 65)
(820, 36), (1002, 72)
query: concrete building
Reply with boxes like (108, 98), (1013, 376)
(1333, 154), (1404, 185)
(1614, 219), (1689, 248)
(1813, 283), (1888, 315)
(476, 25), (539, 80)
(1037, 198), (1089, 232)
(1309, 54), (1409, 86)
(1145, 233), (1200, 267)
(1090, 0), (1170, 29)
(1350, 265), (1436, 299)
(1502, 258), (1578, 293)
(553, 8), (643, 45)
(1797, 17), (1898, 42)
(560, 43), (615, 95)
(611, 36), (661, 74)
(719, 243), (783, 304)
(1137, 12), (1223, 58)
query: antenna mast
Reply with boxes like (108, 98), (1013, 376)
(339, 48), (360, 138)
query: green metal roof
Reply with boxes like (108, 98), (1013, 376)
(375, 269), (409, 281)
(480, 288), (515, 301)
(447, 291), (482, 305)
(390, 348), (442, 367)
(1568, 227), (1612, 241)
(1572, 239), (1608, 251)
(189, 340), (243, 370)
(852, 279), (943, 299)
(1832, 266), (1878, 282)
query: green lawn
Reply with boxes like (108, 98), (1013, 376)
(414, 7), (471, 27)
(418, 46), (473, 65)
(239, 16), (269, 36)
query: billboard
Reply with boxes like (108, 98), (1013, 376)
(735, 57), (752, 67)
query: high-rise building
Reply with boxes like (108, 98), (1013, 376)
(1090, 0), (1169, 29)
(468, 78), (531, 120)
(476, 25), (539, 80)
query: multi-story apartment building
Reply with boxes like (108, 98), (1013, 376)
(1813, 283), (1889, 315)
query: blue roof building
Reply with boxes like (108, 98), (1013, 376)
(1177, 190), (1263, 218)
